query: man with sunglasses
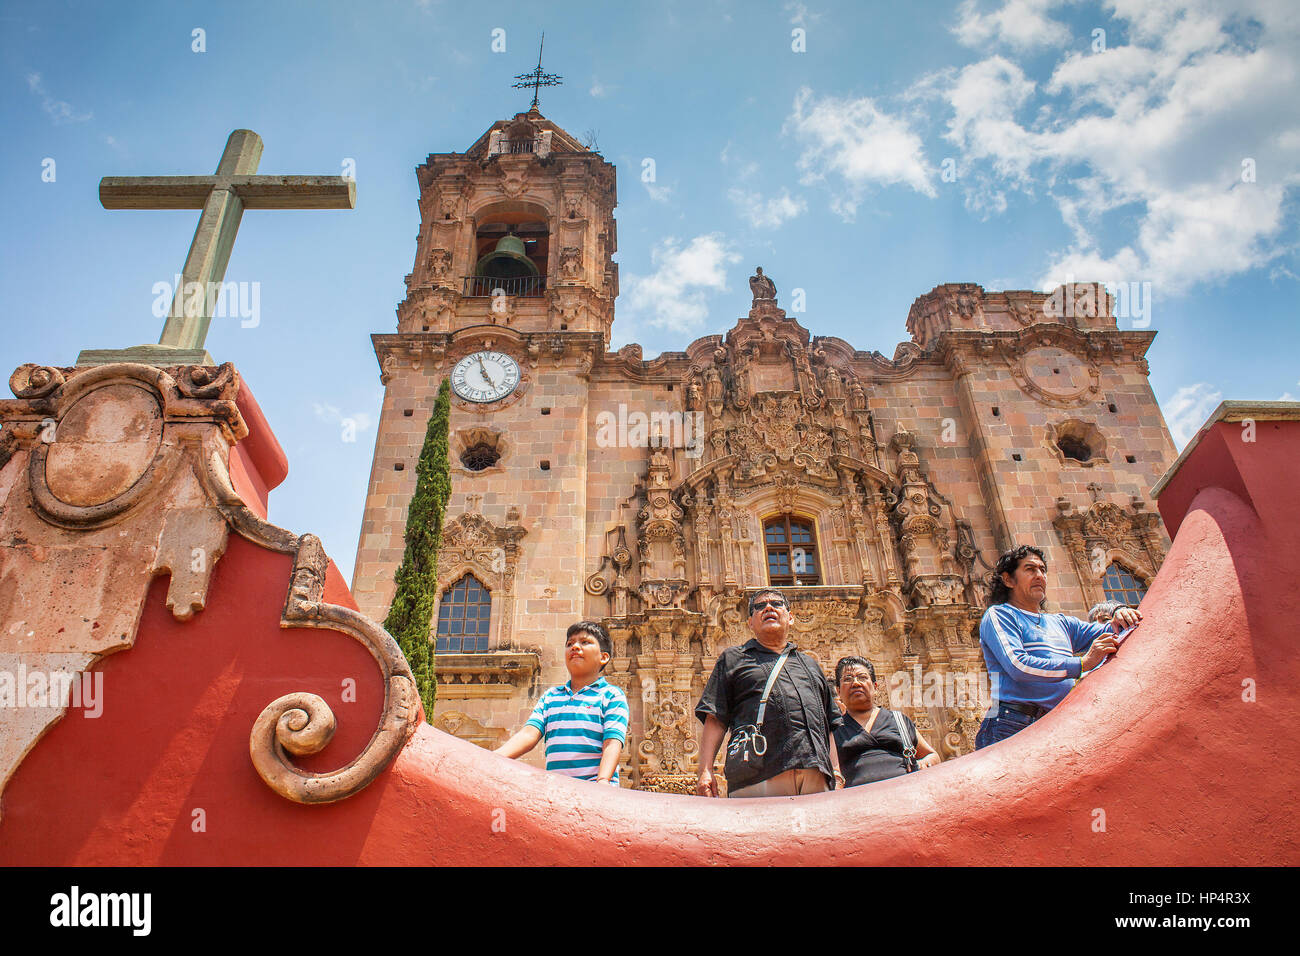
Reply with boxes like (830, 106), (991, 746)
(694, 588), (843, 797)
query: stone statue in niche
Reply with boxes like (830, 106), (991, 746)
(704, 367), (724, 406)
(822, 367), (844, 402)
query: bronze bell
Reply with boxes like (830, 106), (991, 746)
(475, 233), (539, 278)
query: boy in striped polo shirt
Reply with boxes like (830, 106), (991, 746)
(495, 621), (629, 785)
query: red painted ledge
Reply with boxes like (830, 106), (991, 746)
(1, 403), (1297, 865)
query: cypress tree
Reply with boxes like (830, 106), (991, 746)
(384, 377), (452, 720)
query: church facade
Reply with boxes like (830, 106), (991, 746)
(350, 108), (1177, 791)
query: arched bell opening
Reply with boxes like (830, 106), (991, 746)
(468, 212), (548, 297)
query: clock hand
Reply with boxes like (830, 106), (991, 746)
(476, 355), (496, 389)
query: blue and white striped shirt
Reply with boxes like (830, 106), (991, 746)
(525, 676), (629, 784)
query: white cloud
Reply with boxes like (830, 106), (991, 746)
(720, 142), (760, 181)
(934, 0), (1300, 292)
(785, 86), (936, 220)
(642, 181), (673, 203)
(590, 77), (614, 98)
(728, 187), (807, 229)
(1164, 383), (1223, 448)
(25, 72), (91, 125)
(313, 402), (374, 438)
(785, 1), (823, 26)
(942, 55), (1039, 188)
(621, 234), (742, 332)
(952, 0), (1071, 50)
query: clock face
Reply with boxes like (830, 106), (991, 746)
(451, 351), (520, 404)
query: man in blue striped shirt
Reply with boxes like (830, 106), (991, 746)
(495, 621), (629, 785)
(975, 545), (1141, 749)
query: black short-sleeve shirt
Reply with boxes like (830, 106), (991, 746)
(695, 638), (842, 792)
(834, 708), (918, 787)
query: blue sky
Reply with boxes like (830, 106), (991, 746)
(3, 0), (1298, 580)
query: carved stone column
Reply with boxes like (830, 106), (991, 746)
(872, 488), (901, 586)
(716, 471), (737, 587)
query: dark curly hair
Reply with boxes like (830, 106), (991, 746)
(985, 544), (1048, 608)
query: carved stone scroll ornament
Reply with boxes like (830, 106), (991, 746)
(9, 364), (66, 400)
(0, 361), (418, 808)
(192, 427), (421, 804)
(21, 363), (240, 531)
(248, 534), (419, 805)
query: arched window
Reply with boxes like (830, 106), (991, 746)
(436, 574), (492, 652)
(466, 213), (548, 297)
(1101, 562), (1147, 606)
(764, 516), (821, 587)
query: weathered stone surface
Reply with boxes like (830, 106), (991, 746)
(76, 345), (214, 368)
(0, 361), (415, 808)
(45, 383), (162, 505)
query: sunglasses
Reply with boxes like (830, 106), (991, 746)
(750, 599), (787, 612)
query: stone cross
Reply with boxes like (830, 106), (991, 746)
(77, 129), (355, 366)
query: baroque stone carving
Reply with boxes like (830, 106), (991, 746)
(437, 510), (527, 643)
(0, 360), (419, 808)
(1053, 496), (1165, 605)
(250, 532), (420, 804)
(433, 710), (509, 748)
(560, 246), (583, 278)
(428, 247), (453, 280)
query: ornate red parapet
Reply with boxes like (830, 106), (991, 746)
(0, 367), (1296, 864)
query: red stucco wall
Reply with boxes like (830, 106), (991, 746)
(2, 417), (1296, 865)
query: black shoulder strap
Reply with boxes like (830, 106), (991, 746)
(892, 709), (917, 761)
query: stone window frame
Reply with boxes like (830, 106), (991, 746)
(451, 427), (508, 477)
(734, 483), (851, 589)
(1047, 419), (1109, 468)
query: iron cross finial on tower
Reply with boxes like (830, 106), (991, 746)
(512, 32), (562, 110)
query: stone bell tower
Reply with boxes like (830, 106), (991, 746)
(394, 106), (618, 341)
(352, 107), (618, 738)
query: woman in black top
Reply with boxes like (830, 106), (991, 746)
(833, 656), (940, 787)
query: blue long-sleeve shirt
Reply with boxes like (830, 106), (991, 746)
(979, 603), (1112, 710)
